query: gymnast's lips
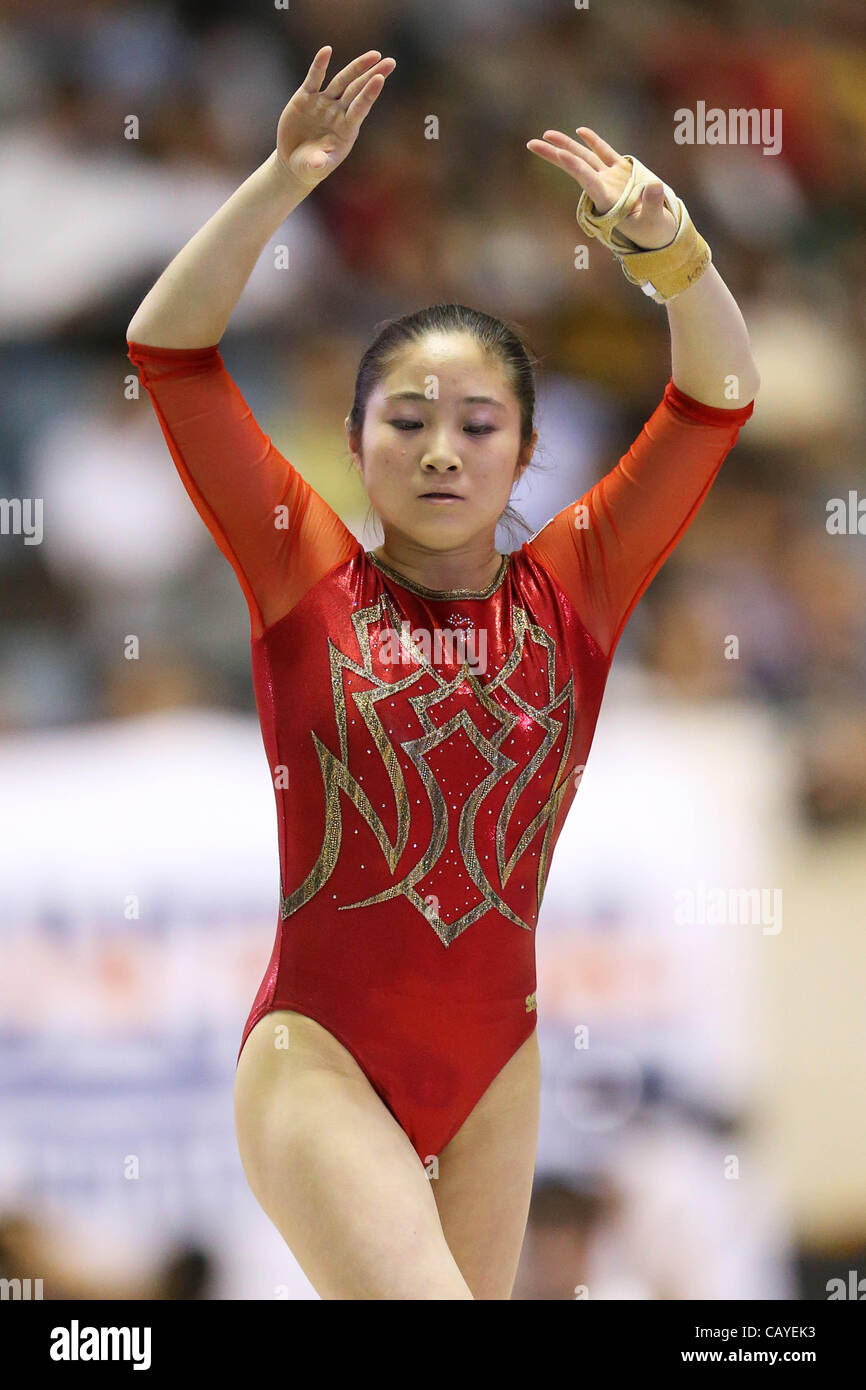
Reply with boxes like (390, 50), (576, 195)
(418, 490), (465, 501)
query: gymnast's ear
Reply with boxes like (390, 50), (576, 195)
(516, 427), (539, 479)
(345, 415), (363, 473)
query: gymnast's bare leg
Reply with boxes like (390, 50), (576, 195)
(234, 1009), (474, 1300)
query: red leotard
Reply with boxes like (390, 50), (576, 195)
(127, 338), (754, 1162)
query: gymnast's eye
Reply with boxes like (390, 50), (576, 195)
(388, 419), (495, 435)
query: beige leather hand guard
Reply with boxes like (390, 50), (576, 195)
(576, 154), (711, 303)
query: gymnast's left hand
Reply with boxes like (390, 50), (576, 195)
(526, 126), (678, 249)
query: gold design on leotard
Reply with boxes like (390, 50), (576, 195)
(525, 992), (537, 1012)
(279, 588), (576, 945)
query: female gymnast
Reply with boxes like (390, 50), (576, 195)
(126, 45), (759, 1299)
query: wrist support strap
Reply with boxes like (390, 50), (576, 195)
(576, 154), (711, 303)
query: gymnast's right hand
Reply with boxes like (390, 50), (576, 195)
(275, 45), (395, 189)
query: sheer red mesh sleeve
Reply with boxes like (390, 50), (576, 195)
(126, 340), (360, 638)
(525, 378), (755, 660)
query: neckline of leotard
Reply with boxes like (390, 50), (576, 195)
(365, 549), (511, 600)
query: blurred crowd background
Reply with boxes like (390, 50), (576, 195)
(1, 0), (865, 1300)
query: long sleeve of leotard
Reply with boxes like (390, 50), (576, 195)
(126, 340), (360, 637)
(525, 378), (755, 659)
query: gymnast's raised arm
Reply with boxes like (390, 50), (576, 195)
(124, 47), (393, 635)
(127, 45), (395, 348)
(524, 125), (761, 658)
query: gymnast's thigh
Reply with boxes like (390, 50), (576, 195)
(233, 1009), (474, 1300)
(432, 1028), (541, 1300)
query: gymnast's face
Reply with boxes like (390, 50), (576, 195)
(347, 332), (536, 551)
